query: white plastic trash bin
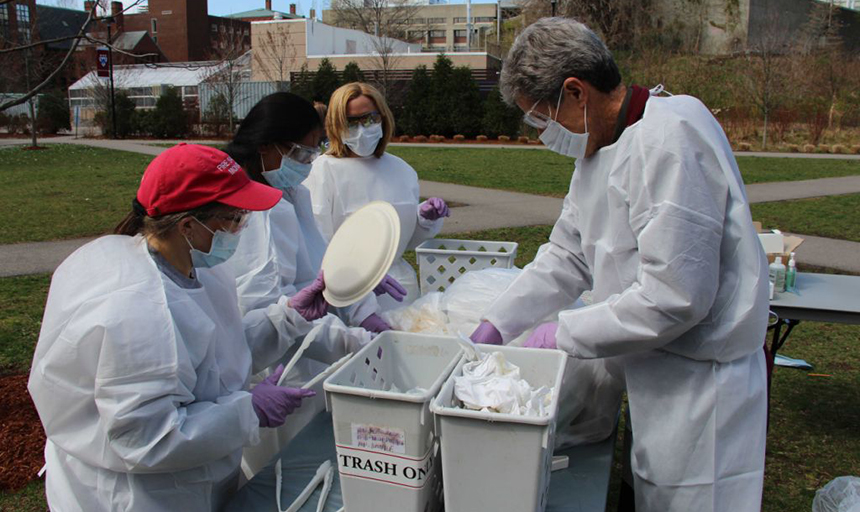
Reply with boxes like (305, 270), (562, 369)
(415, 239), (518, 295)
(430, 344), (568, 512)
(323, 331), (462, 512)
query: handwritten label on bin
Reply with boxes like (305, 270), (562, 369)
(336, 443), (435, 489)
(351, 423), (406, 454)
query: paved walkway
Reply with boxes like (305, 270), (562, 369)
(1, 137), (859, 276)
(3, 136), (860, 160)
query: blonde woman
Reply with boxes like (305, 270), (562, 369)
(304, 82), (450, 310)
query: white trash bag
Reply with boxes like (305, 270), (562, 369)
(381, 291), (448, 334)
(813, 477), (860, 512)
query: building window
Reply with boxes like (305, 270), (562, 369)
(0, 6), (9, 39)
(428, 29), (445, 44)
(183, 86), (199, 96)
(151, 18), (157, 33)
(475, 16), (495, 23)
(211, 23), (217, 32)
(16, 4), (30, 43)
(220, 25), (225, 33)
(454, 29), (466, 43)
(409, 17), (426, 25)
(427, 17), (445, 24)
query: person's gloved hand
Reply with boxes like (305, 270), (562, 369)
(374, 274), (407, 302)
(289, 271), (329, 321)
(419, 197), (450, 221)
(470, 320), (502, 345)
(360, 313), (392, 334)
(524, 322), (558, 350)
(251, 365), (317, 428)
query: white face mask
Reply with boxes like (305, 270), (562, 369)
(539, 90), (589, 160)
(343, 122), (383, 157)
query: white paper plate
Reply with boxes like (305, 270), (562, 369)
(321, 201), (401, 307)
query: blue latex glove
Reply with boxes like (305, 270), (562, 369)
(360, 313), (392, 333)
(251, 365), (317, 428)
(524, 322), (558, 350)
(289, 271), (329, 321)
(419, 197), (450, 221)
(470, 320), (503, 345)
(374, 274), (408, 302)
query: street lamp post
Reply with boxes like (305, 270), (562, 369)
(106, 17), (117, 139)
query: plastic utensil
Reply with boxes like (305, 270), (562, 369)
(316, 464), (335, 512)
(276, 459), (333, 512)
(277, 324), (325, 386)
(302, 353), (354, 390)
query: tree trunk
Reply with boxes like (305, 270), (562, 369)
(24, 51), (38, 148)
(762, 111), (769, 150)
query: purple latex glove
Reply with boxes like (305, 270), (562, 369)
(289, 271), (329, 321)
(524, 322), (558, 350)
(360, 313), (392, 333)
(470, 320), (503, 345)
(251, 365), (317, 428)
(419, 197), (450, 221)
(374, 274), (408, 302)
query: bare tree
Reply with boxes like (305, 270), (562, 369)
(328, 0), (419, 96)
(741, 1), (791, 149)
(203, 26), (252, 135)
(253, 22), (298, 91)
(0, 0), (152, 112)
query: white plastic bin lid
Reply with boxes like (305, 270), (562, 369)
(321, 201), (401, 307)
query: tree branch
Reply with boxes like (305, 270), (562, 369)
(0, 3), (99, 112)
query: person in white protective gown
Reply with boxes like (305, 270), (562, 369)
(304, 82), (451, 310)
(28, 144), (333, 512)
(470, 18), (770, 512)
(223, 92), (405, 475)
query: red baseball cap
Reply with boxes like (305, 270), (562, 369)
(136, 143), (282, 216)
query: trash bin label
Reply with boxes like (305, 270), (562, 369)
(336, 443), (435, 489)
(351, 423), (406, 454)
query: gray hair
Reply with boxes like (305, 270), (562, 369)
(500, 17), (622, 106)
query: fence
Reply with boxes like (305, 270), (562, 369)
(0, 94), (40, 118)
(199, 81), (285, 120)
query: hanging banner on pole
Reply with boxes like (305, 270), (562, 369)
(96, 48), (110, 78)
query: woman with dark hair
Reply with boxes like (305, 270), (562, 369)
(28, 144), (329, 511)
(223, 93), (399, 474)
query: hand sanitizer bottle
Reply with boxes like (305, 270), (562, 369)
(769, 256), (786, 294)
(785, 252), (797, 292)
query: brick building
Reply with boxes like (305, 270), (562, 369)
(86, 0), (252, 63)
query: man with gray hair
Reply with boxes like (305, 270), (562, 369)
(471, 17), (769, 512)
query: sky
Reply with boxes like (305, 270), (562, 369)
(36, 0), (499, 21)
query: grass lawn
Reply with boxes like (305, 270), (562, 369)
(1, 224), (859, 511)
(2, 144), (859, 245)
(389, 146), (860, 197)
(0, 145), (153, 244)
(751, 193), (860, 243)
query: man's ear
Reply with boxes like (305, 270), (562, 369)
(562, 77), (588, 107)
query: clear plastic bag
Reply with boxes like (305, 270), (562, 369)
(440, 268), (522, 336)
(381, 292), (449, 335)
(813, 477), (860, 512)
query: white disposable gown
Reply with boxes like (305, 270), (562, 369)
(28, 235), (314, 512)
(485, 95), (770, 512)
(225, 184), (374, 476)
(304, 153), (444, 310)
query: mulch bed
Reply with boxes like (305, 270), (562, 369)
(0, 373), (45, 492)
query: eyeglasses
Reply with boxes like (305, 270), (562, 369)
(280, 142), (321, 165)
(346, 111), (382, 130)
(211, 209), (250, 233)
(523, 99), (552, 130)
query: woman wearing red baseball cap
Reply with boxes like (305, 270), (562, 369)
(28, 144), (332, 511)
